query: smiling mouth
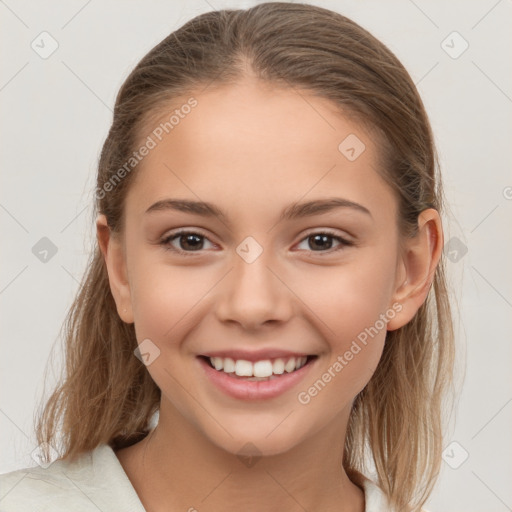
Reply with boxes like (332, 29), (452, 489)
(198, 355), (318, 381)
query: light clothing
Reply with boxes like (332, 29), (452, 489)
(1, 443), (398, 511)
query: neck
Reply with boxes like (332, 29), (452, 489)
(116, 400), (365, 512)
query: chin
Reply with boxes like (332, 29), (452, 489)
(219, 436), (297, 459)
(203, 420), (303, 459)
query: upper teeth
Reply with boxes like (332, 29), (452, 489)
(209, 356), (308, 377)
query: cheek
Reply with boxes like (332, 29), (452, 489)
(125, 225), (212, 334)
(295, 250), (397, 342)
(291, 252), (396, 402)
(127, 260), (213, 412)
(130, 262), (214, 342)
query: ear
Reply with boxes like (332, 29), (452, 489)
(387, 208), (443, 331)
(96, 214), (134, 324)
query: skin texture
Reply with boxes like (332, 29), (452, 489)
(97, 78), (443, 512)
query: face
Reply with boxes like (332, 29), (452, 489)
(101, 79), (421, 457)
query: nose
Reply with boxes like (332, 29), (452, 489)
(214, 248), (294, 331)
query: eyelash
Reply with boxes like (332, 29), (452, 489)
(159, 229), (354, 257)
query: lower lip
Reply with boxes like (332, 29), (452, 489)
(197, 356), (317, 401)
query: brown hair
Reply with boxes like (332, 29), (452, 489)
(35, 3), (455, 510)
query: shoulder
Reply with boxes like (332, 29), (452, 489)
(358, 473), (395, 511)
(351, 470), (431, 512)
(0, 444), (145, 512)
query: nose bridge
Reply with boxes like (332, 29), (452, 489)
(214, 236), (293, 328)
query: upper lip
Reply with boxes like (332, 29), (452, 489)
(198, 349), (315, 362)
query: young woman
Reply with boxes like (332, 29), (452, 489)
(0, 3), (455, 511)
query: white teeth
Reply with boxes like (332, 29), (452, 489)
(273, 358), (285, 375)
(212, 357), (223, 371)
(253, 360), (273, 378)
(284, 357), (296, 373)
(235, 360), (253, 376)
(224, 357), (235, 373)
(207, 355), (310, 377)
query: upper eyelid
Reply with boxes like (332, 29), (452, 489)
(161, 228), (215, 243)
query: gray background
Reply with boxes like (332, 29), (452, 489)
(1, 0), (511, 510)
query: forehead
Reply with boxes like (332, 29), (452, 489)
(126, 80), (396, 224)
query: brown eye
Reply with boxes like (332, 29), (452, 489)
(160, 230), (215, 256)
(296, 231), (353, 253)
(175, 233), (204, 251)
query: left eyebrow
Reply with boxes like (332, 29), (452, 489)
(144, 197), (372, 223)
(279, 197), (372, 221)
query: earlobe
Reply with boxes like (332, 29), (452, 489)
(96, 214), (134, 324)
(387, 209), (443, 331)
